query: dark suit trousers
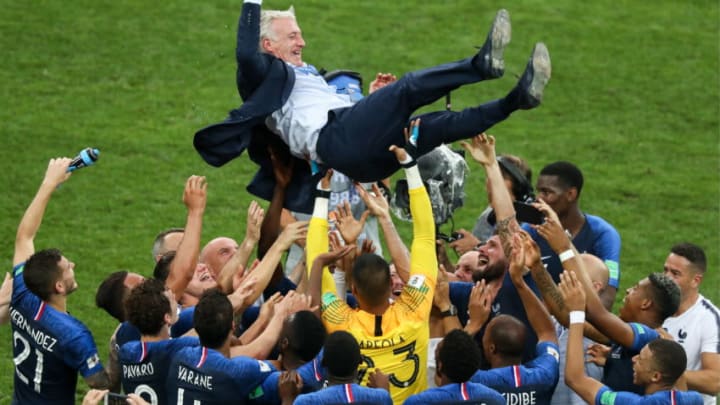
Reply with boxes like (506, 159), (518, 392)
(316, 56), (511, 182)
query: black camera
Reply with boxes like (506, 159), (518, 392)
(438, 231), (464, 243)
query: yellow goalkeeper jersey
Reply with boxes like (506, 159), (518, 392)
(309, 187), (437, 404)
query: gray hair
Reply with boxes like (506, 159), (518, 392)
(259, 6), (296, 51)
(152, 227), (184, 259)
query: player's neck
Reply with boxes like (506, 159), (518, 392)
(676, 291), (699, 316)
(644, 381), (673, 396)
(360, 301), (390, 316)
(281, 353), (304, 370)
(142, 328), (170, 342)
(326, 375), (356, 386)
(47, 295), (67, 313)
(635, 311), (662, 329)
(214, 337), (232, 358)
(560, 207), (584, 237)
(491, 356), (521, 368)
(179, 294), (199, 308)
(437, 375), (455, 387)
(358, 295), (391, 316)
(487, 276), (505, 292)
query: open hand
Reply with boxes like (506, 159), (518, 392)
(468, 279), (495, 329)
(278, 370), (303, 401)
(277, 221), (309, 251)
(368, 368), (390, 391)
(448, 229), (480, 255)
(334, 201), (369, 244)
(586, 343), (610, 366)
(355, 183), (390, 218)
(459, 133), (496, 167)
(558, 270), (586, 311)
(369, 72), (397, 94)
(183, 175), (207, 213)
(244, 201), (265, 243)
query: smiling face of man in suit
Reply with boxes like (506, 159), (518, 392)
(262, 17), (305, 67)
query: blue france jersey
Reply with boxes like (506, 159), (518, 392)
(404, 382), (506, 405)
(294, 383), (392, 405)
(602, 323), (660, 395)
(120, 336), (199, 405)
(116, 306), (196, 348)
(9, 263), (104, 405)
(167, 346), (274, 404)
(523, 214), (621, 288)
(248, 349), (327, 403)
(595, 387), (703, 405)
(450, 272), (542, 362)
(471, 342), (560, 405)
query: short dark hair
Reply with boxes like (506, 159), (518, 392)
(670, 243), (707, 274)
(125, 278), (170, 336)
(439, 329), (482, 383)
(647, 273), (681, 322)
(351, 254), (391, 306)
(647, 339), (687, 385)
(488, 315), (526, 358)
(153, 250), (176, 283)
(498, 154), (533, 201)
(152, 228), (184, 258)
(322, 331), (361, 378)
(96, 271), (130, 322)
(23, 248), (63, 301)
(540, 161), (584, 197)
(194, 289), (233, 349)
(284, 311), (327, 362)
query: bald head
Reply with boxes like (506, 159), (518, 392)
(199, 237), (239, 278)
(579, 253), (609, 293)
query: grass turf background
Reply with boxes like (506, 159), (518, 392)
(0, 0), (718, 402)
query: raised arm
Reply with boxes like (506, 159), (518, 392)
(393, 120), (437, 282)
(533, 200), (634, 348)
(432, 265), (464, 334)
(217, 201), (264, 294)
(308, 246), (355, 311)
(235, 0), (272, 91)
(509, 233), (556, 344)
(460, 134), (519, 258)
(560, 270), (604, 403)
(0, 273), (13, 325)
(166, 176), (206, 297)
(14, 158), (72, 266)
(306, 171), (337, 298)
(355, 183), (411, 282)
(231, 291), (313, 359)
(258, 146), (292, 257)
(237, 292), (281, 345)
(237, 220), (307, 305)
(524, 226), (610, 343)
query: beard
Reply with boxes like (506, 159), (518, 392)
(64, 279), (78, 295)
(472, 259), (507, 283)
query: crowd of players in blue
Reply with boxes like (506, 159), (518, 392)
(4, 135), (716, 404)
(3, 0), (718, 404)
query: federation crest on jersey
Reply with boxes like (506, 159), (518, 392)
(546, 346), (560, 362)
(258, 361), (272, 372)
(86, 353), (101, 369)
(407, 275), (425, 289)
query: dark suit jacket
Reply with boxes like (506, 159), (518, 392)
(193, 2), (321, 213)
